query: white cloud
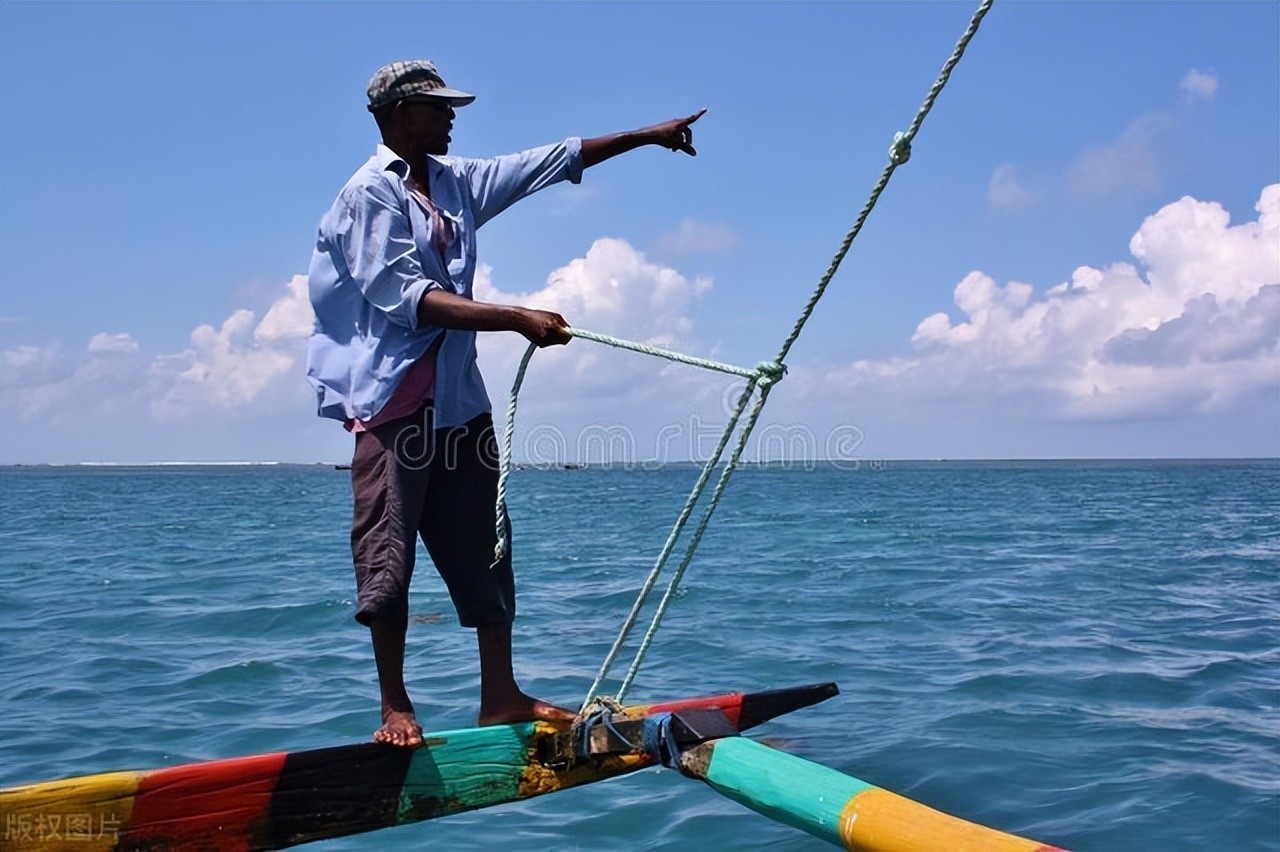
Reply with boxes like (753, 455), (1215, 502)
(147, 309), (300, 420)
(0, 244), (723, 463)
(2, 344), (66, 383)
(988, 164), (1035, 211)
(88, 332), (139, 353)
(654, 219), (738, 255)
(475, 237), (725, 447)
(811, 185), (1280, 421)
(478, 237), (710, 353)
(1179, 69), (1218, 103)
(0, 277), (315, 426)
(254, 275), (314, 343)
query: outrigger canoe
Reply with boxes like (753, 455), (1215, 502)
(1, 682), (1065, 852)
(0, 683), (835, 852)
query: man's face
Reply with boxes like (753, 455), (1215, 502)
(397, 97), (454, 155)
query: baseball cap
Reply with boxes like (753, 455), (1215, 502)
(366, 60), (476, 111)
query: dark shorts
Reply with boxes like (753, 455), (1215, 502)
(349, 407), (514, 629)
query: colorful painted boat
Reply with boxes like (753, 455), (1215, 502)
(0, 683), (836, 852)
(678, 737), (1066, 852)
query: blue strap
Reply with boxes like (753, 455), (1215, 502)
(641, 712), (684, 768)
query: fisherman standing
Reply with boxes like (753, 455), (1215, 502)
(306, 60), (702, 746)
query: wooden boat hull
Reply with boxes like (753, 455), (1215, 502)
(0, 684), (836, 852)
(679, 737), (1066, 852)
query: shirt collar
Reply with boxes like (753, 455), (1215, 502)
(375, 144), (408, 179)
(375, 144), (445, 182)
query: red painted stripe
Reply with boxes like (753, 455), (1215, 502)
(646, 692), (744, 728)
(125, 752), (288, 852)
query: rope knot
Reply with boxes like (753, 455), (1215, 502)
(755, 361), (787, 387)
(888, 131), (912, 165)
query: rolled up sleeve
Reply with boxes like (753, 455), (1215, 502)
(464, 137), (584, 228)
(336, 180), (441, 330)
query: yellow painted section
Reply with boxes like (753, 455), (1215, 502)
(517, 753), (650, 798)
(1, 770), (142, 852)
(516, 721), (654, 799)
(837, 787), (1051, 852)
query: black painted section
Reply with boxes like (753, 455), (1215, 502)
(737, 682), (839, 731)
(267, 742), (417, 849)
(670, 708), (738, 742)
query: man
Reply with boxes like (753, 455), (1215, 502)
(306, 60), (703, 747)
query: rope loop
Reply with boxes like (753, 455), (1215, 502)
(755, 360), (787, 387)
(888, 131), (912, 165)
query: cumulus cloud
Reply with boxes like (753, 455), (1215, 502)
(0, 244), (721, 461)
(478, 237), (710, 356)
(1, 344), (74, 395)
(147, 310), (296, 420)
(814, 185), (1280, 421)
(88, 332), (139, 353)
(254, 275), (314, 343)
(1179, 69), (1218, 103)
(474, 237), (725, 456)
(147, 275), (313, 419)
(0, 275), (315, 425)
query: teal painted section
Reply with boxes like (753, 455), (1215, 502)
(397, 722), (538, 822)
(702, 738), (874, 846)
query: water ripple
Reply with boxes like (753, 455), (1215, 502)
(0, 462), (1276, 850)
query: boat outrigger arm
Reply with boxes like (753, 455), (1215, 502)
(0, 683), (834, 852)
(678, 737), (1066, 852)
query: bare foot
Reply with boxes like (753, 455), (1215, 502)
(374, 709), (424, 747)
(478, 693), (576, 726)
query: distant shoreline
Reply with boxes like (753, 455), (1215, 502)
(1, 458), (1276, 471)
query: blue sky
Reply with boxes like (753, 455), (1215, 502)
(1, 1), (1277, 464)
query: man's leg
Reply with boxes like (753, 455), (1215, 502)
(422, 414), (574, 726)
(476, 622), (575, 726)
(370, 612), (421, 746)
(351, 410), (434, 747)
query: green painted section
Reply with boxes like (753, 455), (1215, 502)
(397, 722), (538, 822)
(702, 738), (874, 847)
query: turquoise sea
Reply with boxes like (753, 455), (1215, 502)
(1, 460), (1277, 851)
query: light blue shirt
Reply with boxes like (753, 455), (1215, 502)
(306, 138), (584, 427)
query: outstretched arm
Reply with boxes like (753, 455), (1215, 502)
(581, 109), (707, 168)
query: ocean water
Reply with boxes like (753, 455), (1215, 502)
(1, 460), (1276, 851)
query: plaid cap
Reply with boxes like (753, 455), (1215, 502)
(366, 60), (476, 111)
